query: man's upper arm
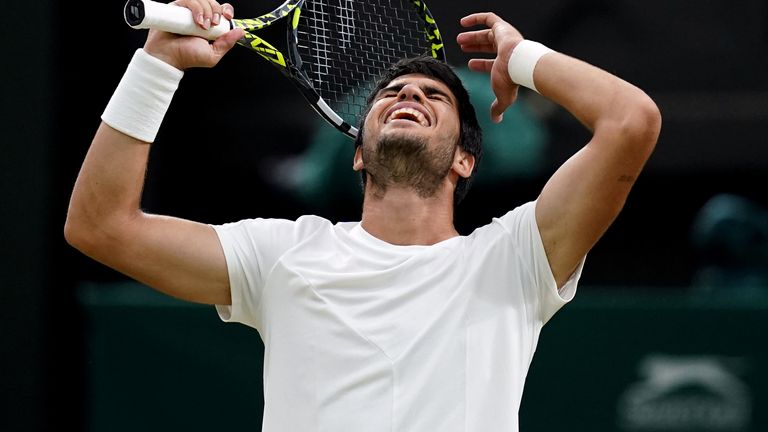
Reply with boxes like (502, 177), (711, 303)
(64, 122), (233, 306)
(86, 213), (231, 306)
(527, 50), (661, 288)
(535, 120), (658, 288)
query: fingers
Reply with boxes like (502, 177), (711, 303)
(460, 12), (504, 29)
(490, 99), (503, 123)
(456, 29), (496, 54)
(212, 28), (245, 60)
(456, 29), (492, 46)
(176, 0), (225, 30)
(459, 12), (523, 123)
(144, 1), (239, 70)
(189, 0), (213, 29)
(209, 4), (241, 63)
(491, 83), (519, 123)
(467, 59), (494, 73)
(491, 102), (511, 123)
(221, 3), (235, 21)
(460, 45), (496, 54)
(458, 12), (524, 52)
(490, 98), (507, 123)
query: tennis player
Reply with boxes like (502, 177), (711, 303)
(65, 1), (661, 430)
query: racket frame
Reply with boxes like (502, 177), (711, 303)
(124, 0), (446, 138)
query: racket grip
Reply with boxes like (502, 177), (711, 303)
(124, 0), (232, 40)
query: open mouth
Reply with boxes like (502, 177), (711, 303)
(386, 107), (430, 127)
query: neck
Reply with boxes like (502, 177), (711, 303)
(360, 185), (458, 246)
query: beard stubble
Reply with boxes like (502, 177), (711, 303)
(362, 131), (456, 199)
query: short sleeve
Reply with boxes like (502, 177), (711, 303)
(494, 201), (584, 324)
(211, 216), (327, 329)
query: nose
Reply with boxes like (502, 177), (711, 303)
(397, 83), (424, 102)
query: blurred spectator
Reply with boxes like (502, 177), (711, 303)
(690, 193), (768, 294)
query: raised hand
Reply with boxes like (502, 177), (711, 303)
(457, 13), (524, 123)
(143, 0), (245, 70)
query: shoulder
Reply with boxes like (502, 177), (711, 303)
(495, 201), (536, 229)
(212, 214), (336, 245)
(468, 201), (536, 242)
(216, 214), (331, 230)
(295, 214), (334, 231)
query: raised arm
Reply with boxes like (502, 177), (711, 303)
(458, 13), (661, 288)
(64, 0), (245, 304)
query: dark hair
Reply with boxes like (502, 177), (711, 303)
(354, 56), (483, 205)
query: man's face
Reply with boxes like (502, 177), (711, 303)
(355, 73), (463, 198)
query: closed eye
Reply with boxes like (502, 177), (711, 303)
(424, 87), (453, 105)
(374, 91), (398, 102)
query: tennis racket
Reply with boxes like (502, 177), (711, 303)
(124, 0), (446, 138)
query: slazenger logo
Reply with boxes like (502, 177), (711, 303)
(617, 355), (751, 431)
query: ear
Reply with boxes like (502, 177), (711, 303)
(452, 147), (475, 179)
(353, 146), (364, 171)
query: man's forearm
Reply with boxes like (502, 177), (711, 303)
(533, 51), (660, 140)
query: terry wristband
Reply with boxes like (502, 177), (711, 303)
(101, 48), (184, 143)
(507, 40), (554, 93)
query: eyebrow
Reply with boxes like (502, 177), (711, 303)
(377, 82), (454, 103)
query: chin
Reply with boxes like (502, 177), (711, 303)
(380, 125), (426, 142)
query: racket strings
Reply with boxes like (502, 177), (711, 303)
(296, 0), (435, 127)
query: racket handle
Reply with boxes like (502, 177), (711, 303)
(124, 0), (232, 40)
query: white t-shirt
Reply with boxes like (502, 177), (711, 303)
(213, 200), (582, 432)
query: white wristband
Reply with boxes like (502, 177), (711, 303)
(507, 40), (554, 93)
(102, 49), (184, 143)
